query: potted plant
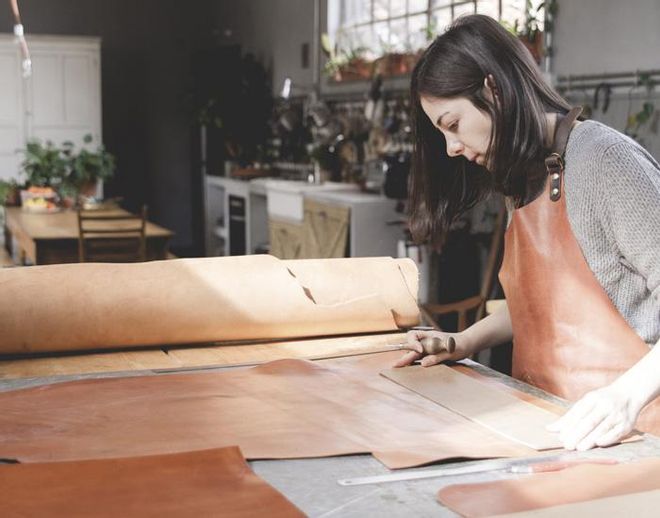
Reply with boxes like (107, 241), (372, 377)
(19, 139), (67, 211)
(61, 134), (116, 203)
(321, 33), (373, 82)
(20, 139), (67, 188)
(0, 179), (21, 207)
(503, 1), (558, 65)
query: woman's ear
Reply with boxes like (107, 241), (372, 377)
(484, 74), (499, 101)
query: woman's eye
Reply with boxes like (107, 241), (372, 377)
(448, 121), (459, 131)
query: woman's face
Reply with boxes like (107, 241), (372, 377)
(420, 95), (492, 168)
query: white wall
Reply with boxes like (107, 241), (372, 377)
(553, 0), (660, 159)
(553, 0), (660, 76)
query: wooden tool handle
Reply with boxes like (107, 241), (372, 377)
(420, 336), (456, 355)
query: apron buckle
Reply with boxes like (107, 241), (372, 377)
(545, 153), (564, 202)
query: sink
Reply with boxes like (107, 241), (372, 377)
(261, 179), (357, 222)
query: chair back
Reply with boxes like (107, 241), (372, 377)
(77, 206), (147, 262)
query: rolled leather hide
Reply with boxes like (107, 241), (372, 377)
(0, 255), (419, 354)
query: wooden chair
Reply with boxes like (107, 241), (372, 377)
(77, 206), (148, 263)
(421, 204), (507, 332)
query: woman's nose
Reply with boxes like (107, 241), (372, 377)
(446, 139), (463, 158)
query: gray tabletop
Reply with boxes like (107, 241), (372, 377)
(2, 358), (660, 517)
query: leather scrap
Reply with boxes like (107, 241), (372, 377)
(1, 446), (304, 517)
(437, 457), (660, 517)
(492, 489), (660, 517)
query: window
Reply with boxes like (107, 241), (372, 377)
(327, 0), (544, 59)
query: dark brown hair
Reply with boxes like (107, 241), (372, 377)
(409, 14), (571, 246)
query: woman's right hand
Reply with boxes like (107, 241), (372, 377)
(393, 329), (474, 368)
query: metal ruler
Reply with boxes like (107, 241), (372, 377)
(337, 453), (606, 486)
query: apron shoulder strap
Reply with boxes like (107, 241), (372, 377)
(545, 106), (582, 202)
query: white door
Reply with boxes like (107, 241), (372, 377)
(0, 43), (24, 182)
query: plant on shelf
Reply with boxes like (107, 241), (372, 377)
(502, 0), (558, 64)
(321, 33), (372, 82)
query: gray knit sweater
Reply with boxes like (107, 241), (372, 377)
(563, 120), (660, 346)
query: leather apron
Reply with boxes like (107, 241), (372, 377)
(499, 107), (660, 434)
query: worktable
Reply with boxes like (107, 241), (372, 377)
(3, 206), (173, 265)
(3, 354), (659, 516)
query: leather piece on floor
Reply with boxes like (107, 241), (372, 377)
(0, 255), (419, 354)
(1, 446), (304, 518)
(437, 457), (660, 517)
(0, 351), (535, 468)
(382, 365), (563, 450)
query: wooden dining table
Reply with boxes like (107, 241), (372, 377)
(3, 207), (174, 265)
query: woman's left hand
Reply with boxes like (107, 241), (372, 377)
(546, 383), (642, 451)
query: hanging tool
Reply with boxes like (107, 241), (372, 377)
(9, 0), (31, 77)
(337, 454), (621, 486)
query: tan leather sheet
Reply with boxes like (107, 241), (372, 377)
(165, 332), (407, 368)
(492, 489), (660, 518)
(0, 255), (419, 354)
(0, 351), (536, 468)
(1, 446), (304, 518)
(437, 457), (660, 517)
(382, 365), (563, 450)
(0, 332), (406, 380)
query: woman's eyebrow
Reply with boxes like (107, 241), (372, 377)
(436, 111), (450, 127)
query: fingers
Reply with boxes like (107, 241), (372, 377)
(594, 421), (630, 448)
(563, 406), (607, 450)
(397, 330), (455, 367)
(547, 395), (595, 433)
(546, 390), (637, 451)
(393, 350), (422, 368)
(405, 331), (426, 354)
(575, 415), (617, 451)
(420, 351), (453, 367)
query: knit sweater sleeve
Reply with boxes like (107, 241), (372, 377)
(600, 142), (660, 307)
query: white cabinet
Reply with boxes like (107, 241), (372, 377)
(306, 190), (406, 258)
(203, 175), (269, 256)
(0, 34), (102, 182)
(204, 175), (406, 258)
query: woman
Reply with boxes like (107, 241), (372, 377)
(396, 14), (660, 451)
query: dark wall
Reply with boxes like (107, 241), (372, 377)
(211, 0), (315, 97)
(0, 0), (218, 253)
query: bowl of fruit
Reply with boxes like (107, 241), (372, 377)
(20, 186), (60, 213)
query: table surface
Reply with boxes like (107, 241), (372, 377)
(4, 206), (173, 240)
(1, 356), (658, 517)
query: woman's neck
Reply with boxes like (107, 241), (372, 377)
(544, 111), (581, 149)
(544, 112), (558, 149)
